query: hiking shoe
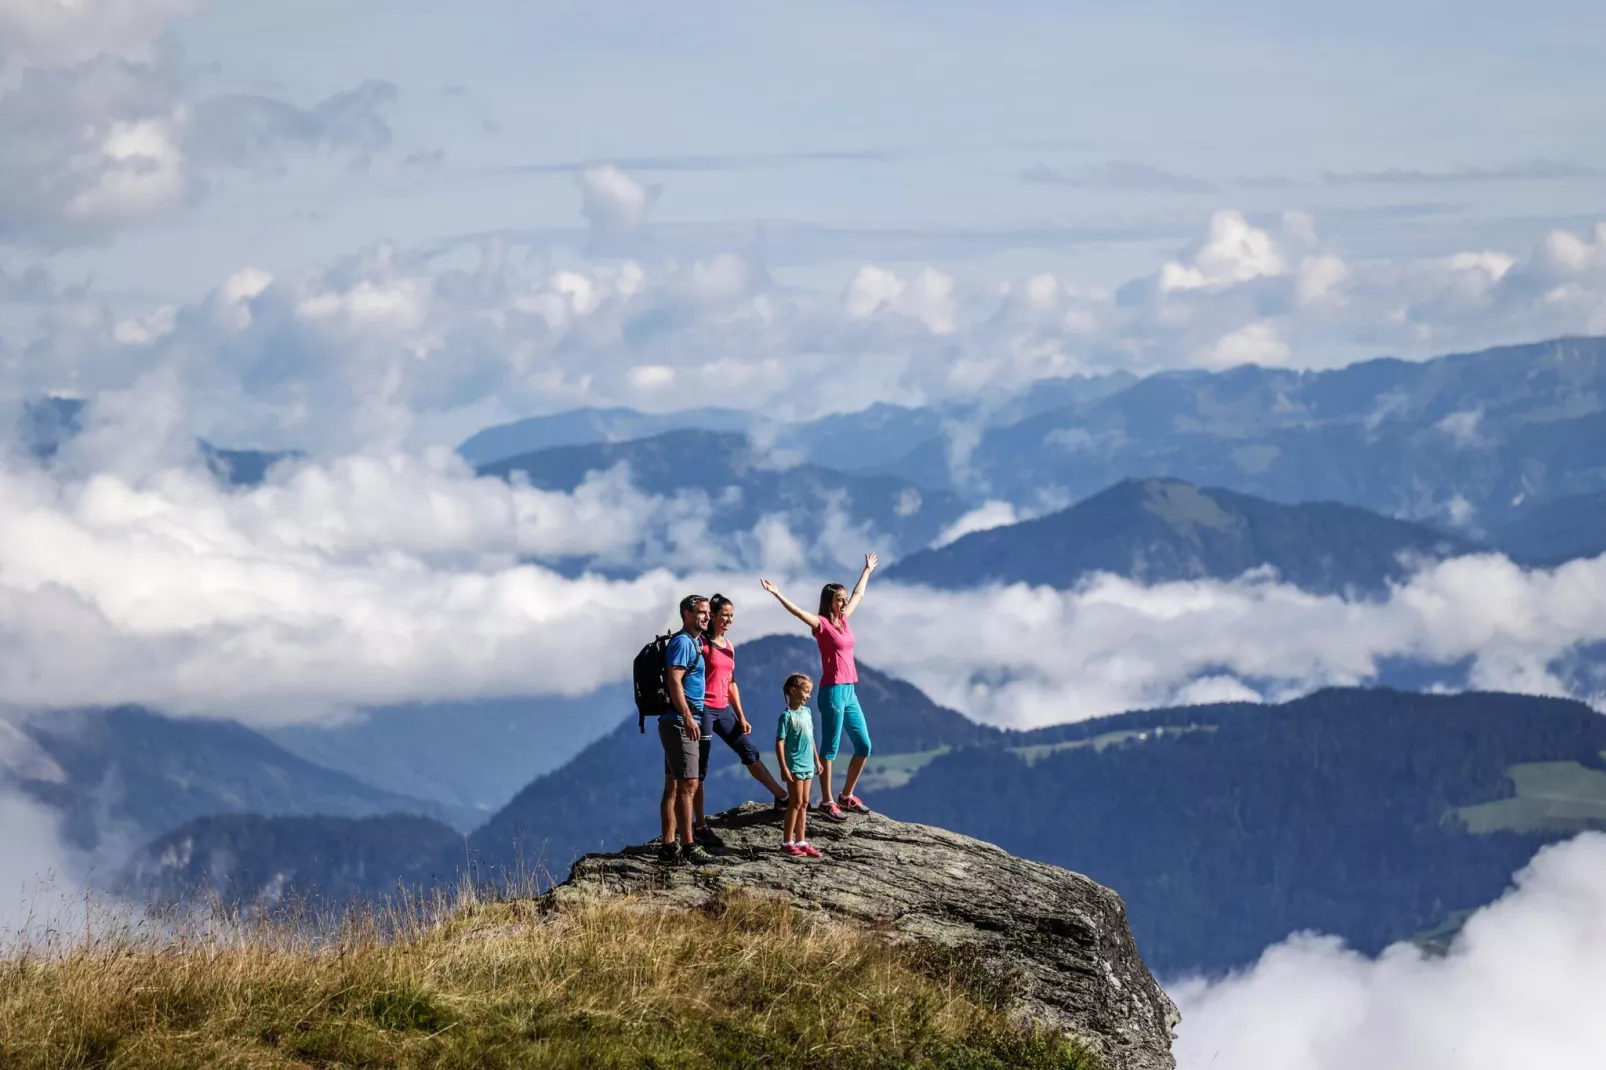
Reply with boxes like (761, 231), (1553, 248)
(797, 842), (823, 859)
(817, 801), (848, 823)
(782, 843), (807, 857)
(772, 796), (788, 812)
(694, 824), (725, 848)
(657, 842), (682, 864)
(837, 793), (871, 814)
(683, 844), (716, 864)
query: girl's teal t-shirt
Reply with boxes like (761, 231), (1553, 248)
(776, 707), (816, 778)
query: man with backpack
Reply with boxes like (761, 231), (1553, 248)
(657, 594), (715, 864)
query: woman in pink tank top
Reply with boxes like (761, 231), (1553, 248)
(760, 552), (878, 822)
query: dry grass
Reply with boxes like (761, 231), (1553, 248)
(0, 886), (1097, 1069)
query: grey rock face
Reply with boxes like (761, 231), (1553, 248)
(549, 802), (1179, 1070)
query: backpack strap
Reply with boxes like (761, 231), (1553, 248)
(664, 631), (705, 719)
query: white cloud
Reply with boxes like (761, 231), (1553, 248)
(1296, 253), (1348, 307)
(66, 115), (187, 225)
(0, 452), (691, 722)
(113, 304), (177, 346)
(1159, 210), (1285, 293)
(0, 389), (939, 722)
(845, 264), (958, 335)
(1172, 833), (1606, 1070)
(856, 551), (1606, 729)
(0, 786), (83, 934)
(932, 500), (1019, 547)
(0, 2), (396, 246)
(1436, 409), (1485, 449)
(1443, 493), (1476, 529)
(1205, 321), (1289, 369)
(0, 0), (202, 72)
(6, 382), (1606, 740)
(1531, 225), (1606, 278)
(0, 53), (191, 243)
(578, 163), (657, 240)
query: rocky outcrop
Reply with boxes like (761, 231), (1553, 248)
(548, 802), (1179, 1070)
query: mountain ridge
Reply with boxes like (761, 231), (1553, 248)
(4, 705), (469, 853)
(885, 476), (1481, 592)
(879, 336), (1606, 525)
(477, 430), (972, 566)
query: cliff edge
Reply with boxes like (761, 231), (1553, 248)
(547, 802), (1179, 1070)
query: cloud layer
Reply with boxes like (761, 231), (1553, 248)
(860, 553), (1606, 729)
(1172, 833), (1606, 1070)
(4, 382), (1606, 732)
(10, 186), (1606, 450)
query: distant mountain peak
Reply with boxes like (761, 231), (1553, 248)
(885, 477), (1478, 594)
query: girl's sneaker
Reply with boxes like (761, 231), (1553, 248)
(782, 843), (807, 857)
(838, 793), (871, 814)
(797, 842), (823, 859)
(817, 800), (848, 823)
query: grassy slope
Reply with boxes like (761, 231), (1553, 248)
(1456, 755), (1606, 833)
(0, 894), (1094, 1070)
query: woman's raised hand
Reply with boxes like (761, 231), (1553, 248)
(760, 578), (779, 596)
(864, 552), (879, 572)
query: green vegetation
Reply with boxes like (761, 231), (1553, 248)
(1456, 758), (1606, 834)
(877, 688), (1606, 973)
(1011, 725), (1215, 766)
(721, 747), (957, 793)
(0, 892), (1095, 1070)
(726, 726), (1218, 790)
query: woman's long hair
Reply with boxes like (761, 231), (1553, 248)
(817, 583), (847, 621)
(705, 593), (733, 640)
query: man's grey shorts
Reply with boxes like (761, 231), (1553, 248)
(659, 710), (701, 780)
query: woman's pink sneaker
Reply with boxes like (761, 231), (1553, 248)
(817, 801), (848, 823)
(797, 842), (823, 859)
(781, 843), (806, 857)
(837, 793), (871, 814)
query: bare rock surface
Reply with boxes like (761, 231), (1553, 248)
(548, 801), (1179, 1070)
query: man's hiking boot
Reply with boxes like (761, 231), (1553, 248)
(694, 824), (724, 848)
(683, 843), (716, 864)
(657, 842), (682, 864)
(772, 796), (788, 812)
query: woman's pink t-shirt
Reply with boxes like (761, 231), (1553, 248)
(704, 639), (736, 709)
(814, 615), (858, 687)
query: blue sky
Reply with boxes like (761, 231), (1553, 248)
(38, 0), (1604, 301)
(2, 0), (1604, 440)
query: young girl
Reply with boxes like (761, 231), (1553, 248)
(776, 673), (824, 858)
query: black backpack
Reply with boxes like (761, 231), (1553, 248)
(632, 631), (704, 732)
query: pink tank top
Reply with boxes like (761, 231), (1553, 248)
(704, 639), (735, 709)
(814, 615), (858, 687)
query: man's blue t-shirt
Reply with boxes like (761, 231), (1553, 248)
(666, 631), (706, 711)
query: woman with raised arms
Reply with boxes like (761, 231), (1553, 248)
(759, 553), (878, 823)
